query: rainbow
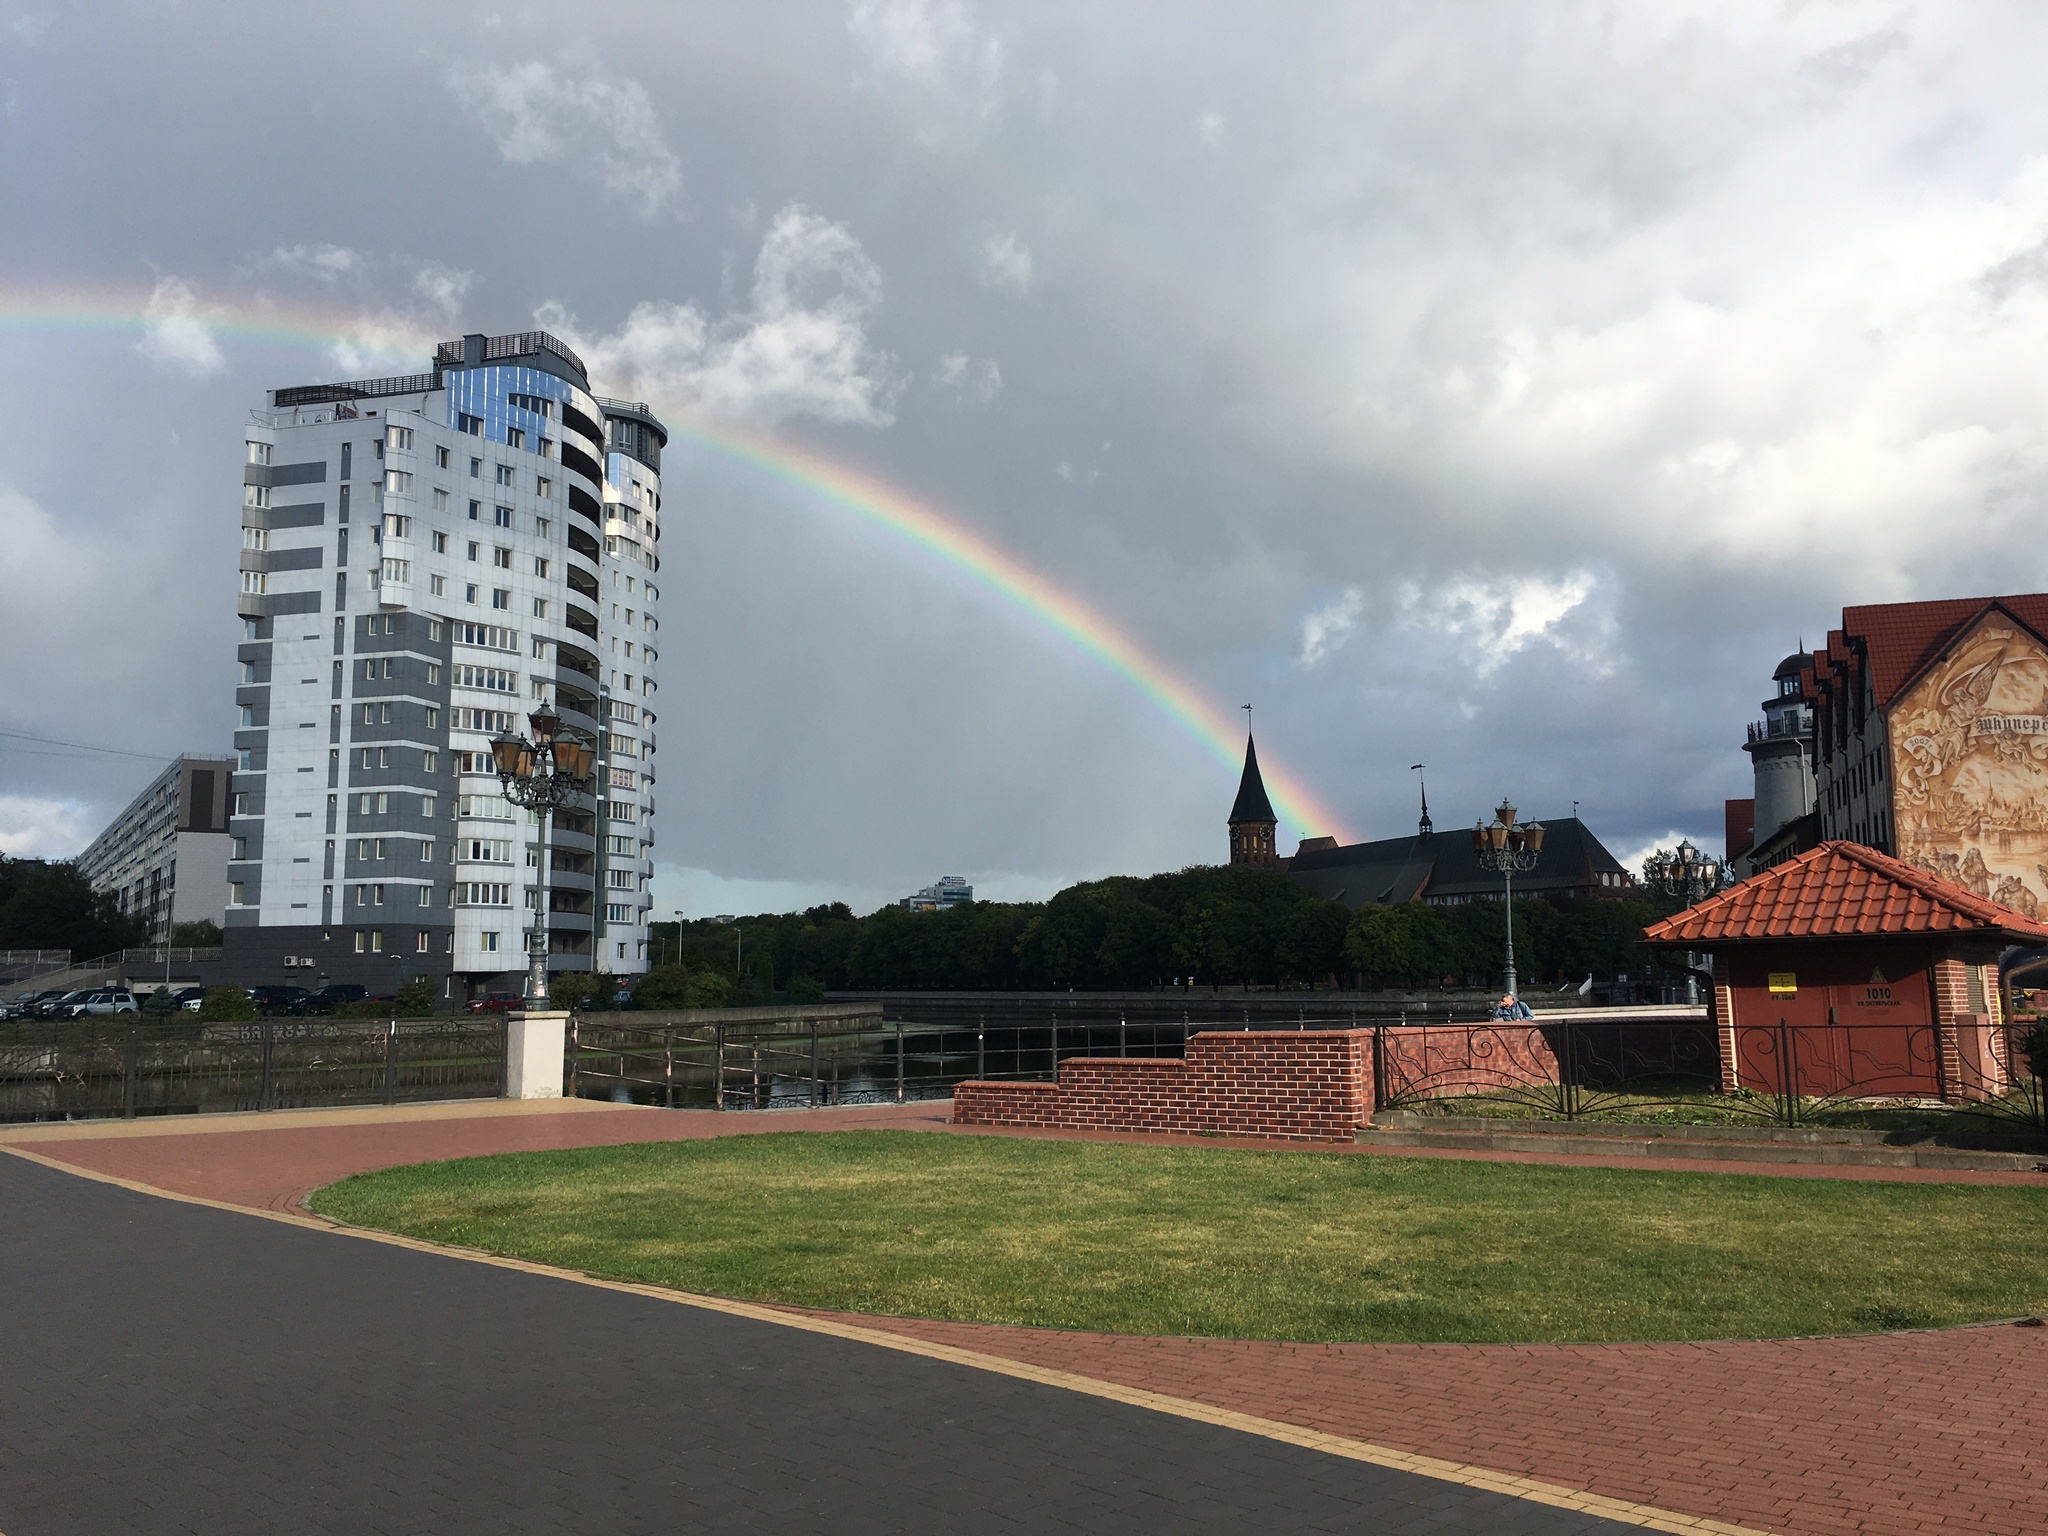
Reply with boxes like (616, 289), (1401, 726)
(0, 283), (1350, 841)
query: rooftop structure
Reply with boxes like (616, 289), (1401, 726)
(902, 876), (974, 912)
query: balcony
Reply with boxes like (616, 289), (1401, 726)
(1747, 715), (1812, 745)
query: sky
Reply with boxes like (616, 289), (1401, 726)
(6, 1), (2048, 917)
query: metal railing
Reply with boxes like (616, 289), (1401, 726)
(1373, 1016), (2045, 1137)
(0, 1017), (507, 1123)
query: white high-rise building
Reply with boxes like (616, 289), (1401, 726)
(227, 331), (665, 999)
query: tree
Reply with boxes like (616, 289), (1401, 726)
(634, 965), (734, 1010)
(169, 920), (223, 947)
(1344, 904), (1417, 985)
(0, 856), (146, 958)
(548, 971), (603, 1013)
(390, 975), (438, 1018)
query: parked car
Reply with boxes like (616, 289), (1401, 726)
(301, 984), (369, 1016)
(248, 985), (313, 1017)
(66, 990), (139, 1017)
(15, 989), (68, 1017)
(172, 986), (207, 1012)
(466, 991), (522, 1014)
(37, 990), (94, 1018)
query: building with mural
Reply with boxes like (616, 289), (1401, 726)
(1805, 593), (2048, 917)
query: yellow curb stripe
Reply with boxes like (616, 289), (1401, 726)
(1, 1144), (1781, 1536)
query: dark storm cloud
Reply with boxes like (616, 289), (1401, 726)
(6, 1), (2048, 911)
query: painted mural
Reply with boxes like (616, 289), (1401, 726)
(1891, 615), (2048, 916)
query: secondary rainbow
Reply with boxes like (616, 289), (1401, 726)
(0, 283), (1350, 841)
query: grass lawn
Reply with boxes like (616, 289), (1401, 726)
(308, 1130), (2048, 1344)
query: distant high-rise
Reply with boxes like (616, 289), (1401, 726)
(76, 755), (235, 944)
(229, 331), (665, 998)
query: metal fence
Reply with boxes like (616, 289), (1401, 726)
(1374, 1016), (2046, 1136)
(0, 1017), (507, 1123)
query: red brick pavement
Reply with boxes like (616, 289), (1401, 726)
(7, 1098), (2046, 1536)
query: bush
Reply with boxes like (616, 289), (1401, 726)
(784, 975), (826, 1003)
(197, 985), (258, 1021)
(390, 975), (438, 1018)
(2024, 1023), (2048, 1082)
(547, 972), (603, 1013)
(169, 920), (223, 947)
(633, 965), (735, 1010)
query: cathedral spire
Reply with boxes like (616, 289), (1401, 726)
(1228, 731), (1280, 866)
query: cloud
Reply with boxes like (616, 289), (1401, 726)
(848, 0), (1003, 127)
(1197, 109), (1224, 146)
(979, 231), (1033, 294)
(252, 243), (365, 282)
(1296, 587), (1364, 666)
(543, 203), (901, 426)
(1403, 571), (1605, 678)
(933, 351), (1001, 402)
(447, 61), (682, 219)
(411, 262), (474, 316)
(0, 793), (94, 858)
(135, 278), (224, 378)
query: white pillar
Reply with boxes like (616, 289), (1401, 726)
(505, 1011), (568, 1099)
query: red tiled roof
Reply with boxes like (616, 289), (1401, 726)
(1642, 841), (2048, 945)
(1840, 594), (2048, 708)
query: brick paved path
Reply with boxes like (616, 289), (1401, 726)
(0, 1152), (1631, 1536)
(7, 1099), (2046, 1534)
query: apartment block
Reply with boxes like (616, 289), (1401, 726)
(76, 755), (235, 944)
(227, 331), (664, 997)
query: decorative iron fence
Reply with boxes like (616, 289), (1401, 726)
(1373, 1016), (2046, 1137)
(0, 1017), (507, 1123)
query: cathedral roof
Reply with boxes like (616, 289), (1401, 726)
(1228, 735), (1278, 825)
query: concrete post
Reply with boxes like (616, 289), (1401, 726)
(505, 1011), (569, 1099)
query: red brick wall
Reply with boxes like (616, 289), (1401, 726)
(1373, 1023), (1561, 1100)
(951, 1030), (1372, 1143)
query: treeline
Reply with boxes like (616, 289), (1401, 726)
(0, 857), (148, 958)
(635, 865), (1687, 1000)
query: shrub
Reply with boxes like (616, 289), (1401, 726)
(784, 975), (826, 1003)
(197, 985), (259, 1022)
(547, 971), (603, 1013)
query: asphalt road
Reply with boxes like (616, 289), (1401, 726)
(0, 1153), (1636, 1535)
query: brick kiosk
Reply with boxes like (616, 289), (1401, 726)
(1642, 840), (2048, 1101)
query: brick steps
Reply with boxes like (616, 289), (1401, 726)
(1360, 1112), (2048, 1171)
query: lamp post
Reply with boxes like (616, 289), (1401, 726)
(489, 704), (596, 1007)
(1472, 800), (1545, 1001)
(1643, 839), (1725, 1004)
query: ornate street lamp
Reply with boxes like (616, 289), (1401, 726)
(1643, 839), (1726, 1005)
(1643, 838), (1725, 905)
(490, 704), (596, 1007)
(1471, 800), (1545, 1001)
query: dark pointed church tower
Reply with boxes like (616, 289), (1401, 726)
(1228, 734), (1280, 867)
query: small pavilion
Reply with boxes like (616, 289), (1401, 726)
(1642, 840), (2048, 1101)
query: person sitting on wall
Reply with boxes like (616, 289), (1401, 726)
(1490, 993), (1533, 1021)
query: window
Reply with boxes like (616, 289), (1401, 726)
(428, 619), (444, 641)
(241, 659), (259, 684)
(374, 838), (387, 860)
(381, 558), (410, 584)
(340, 442), (353, 479)
(242, 526), (269, 551)
(606, 869), (634, 889)
(416, 928), (430, 948)
(467, 541), (479, 561)
(465, 583), (478, 604)
(536, 478), (551, 500)
(370, 928), (383, 949)
(247, 441), (272, 465)
(420, 839), (435, 863)
(354, 930), (366, 953)
(535, 517), (550, 538)
(244, 484), (271, 508)
(232, 836), (249, 860)
(607, 904), (635, 924)
(373, 887), (385, 907)
(386, 425), (414, 450)
(608, 766), (635, 789)
(356, 837), (369, 859)
(431, 531), (448, 554)
(430, 575), (446, 597)
(426, 662), (442, 685)
(456, 881), (511, 907)
(468, 499), (481, 520)
(534, 557), (549, 578)
(508, 393), (555, 419)
(459, 414), (482, 437)
(423, 751), (438, 773)
(492, 589), (510, 610)
(493, 546), (512, 569)
(240, 571), (268, 595)
(469, 457), (482, 477)
(608, 800), (636, 822)
(453, 622), (519, 652)
(239, 704), (257, 728)
(422, 793), (438, 818)
(533, 598), (548, 619)
(481, 931), (500, 952)
(494, 505), (513, 528)
(462, 837), (515, 863)
(230, 881), (247, 906)
(425, 707), (441, 729)
(453, 664), (517, 693)
(495, 464), (514, 486)
(384, 470), (412, 496)
(435, 446), (451, 469)
(431, 487), (449, 514)
(507, 427), (525, 450)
